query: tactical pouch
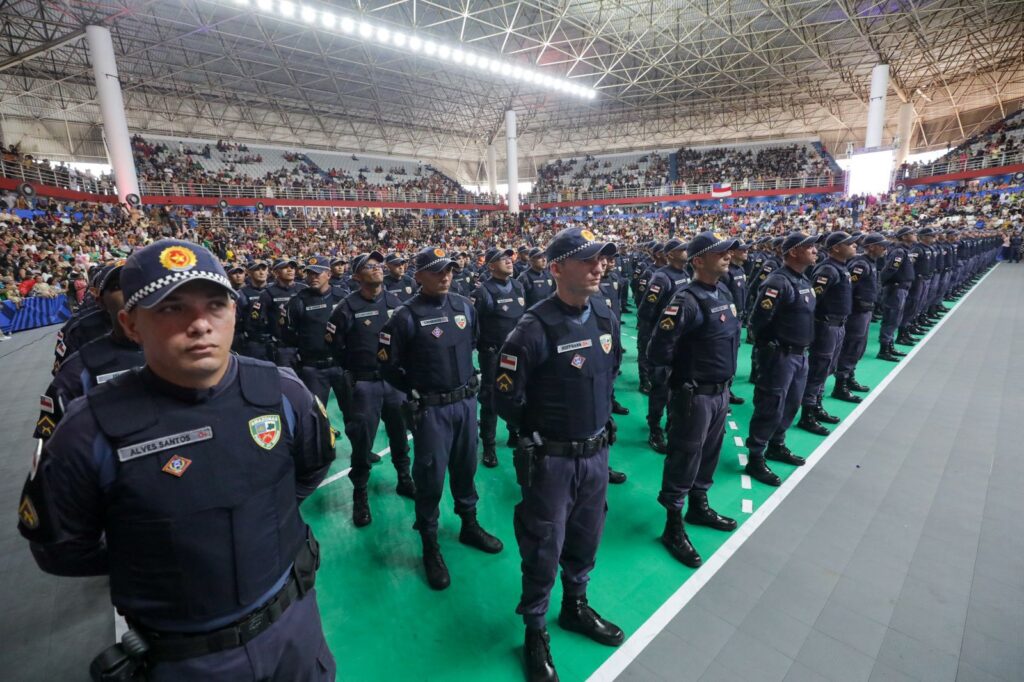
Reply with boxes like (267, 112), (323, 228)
(401, 390), (424, 430)
(89, 630), (149, 681)
(513, 432), (543, 487)
(671, 381), (696, 422)
(338, 371), (355, 411)
(291, 527), (320, 596)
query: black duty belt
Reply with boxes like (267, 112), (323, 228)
(420, 382), (478, 406)
(350, 369), (382, 382)
(540, 430), (609, 458)
(816, 314), (847, 326)
(853, 301), (875, 313)
(300, 357), (336, 369)
(773, 342), (808, 355)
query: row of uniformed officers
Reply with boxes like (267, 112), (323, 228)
(18, 223), (998, 681)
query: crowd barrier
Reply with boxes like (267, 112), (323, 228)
(0, 295), (72, 335)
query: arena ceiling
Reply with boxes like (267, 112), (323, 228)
(1, 0), (1022, 183)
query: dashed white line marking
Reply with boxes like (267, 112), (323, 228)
(738, 453), (748, 466)
(741, 499), (754, 514)
(740, 475), (752, 490)
(728, 421), (738, 431)
(317, 433), (414, 489)
(733, 435), (744, 447)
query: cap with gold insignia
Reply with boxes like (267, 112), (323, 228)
(824, 231), (861, 249)
(120, 239), (235, 312)
(545, 226), (617, 263)
(414, 246), (458, 272)
(272, 257), (299, 270)
(99, 258), (127, 294)
(686, 231), (740, 258)
(484, 247), (514, 264)
(303, 255), (331, 273)
(780, 231), (822, 253)
(351, 250), (385, 273)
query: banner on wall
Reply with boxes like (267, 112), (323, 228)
(0, 295), (72, 334)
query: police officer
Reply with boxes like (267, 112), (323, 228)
(473, 247), (527, 467)
(513, 245), (531, 278)
(636, 243), (666, 395)
(452, 251), (477, 296)
(877, 227), (916, 361)
(238, 259), (274, 361)
(599, 257), (631, 427)
(378, 246), (503, 591)
(34, 260), (144, 440)
(228, 263), (248, 353)
(900, 227), (933, 343)
(494, 226), (624, 682)
(647, 232), (741, 567)
(722, 240), (750, 405)
(637, 238), (691, 454)
(329, 256), (351, 291)
(519, 248), (555, 308)
(797, 231), (858, 435)
(329, 251), (414, 528)
(18, 239), (337, 681)
(744, 232), (821, 487)
(54, 264), (114, 372)
(282, 256), (348, 405)
(383, 253), (416, 302)
(834, 233), (888, 397)
(261, 257), (307, 367)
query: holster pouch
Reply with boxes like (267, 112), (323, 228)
(513, 432), (543, 487)
(671, 381), (696, 422)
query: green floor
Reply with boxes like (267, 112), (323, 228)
(301, 305), (935, 681)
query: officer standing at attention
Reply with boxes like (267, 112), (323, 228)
(54, 264), (115, 371)
(378, 247), (503, 591)
(228, 263), (248, 353)
(599, 256), (631, 427)
(329, 251), (414, 528)
(721, 240), (750, 405)
(261, 257), (307, 368)
(636, 243), (666, 396)
(834, 233), (889, 397)
(329, 257), (351, 291)
(519, 248), (555, 308)
(383, 253), (417, 302)
(494, 226), (625, 682)
(647, 232), (741, 567)
(637, 238), (691, 454)
(282, 256), (348, 405)
(239, 259), (273, 360)
(797, 231), (858, 436)
(744, 232), (820, 487)
(452, 251), (477, 296)
(18, 239), (336, 681)
(472, 247), (527, 467)
(514, 245), (531, 278)
(877, 227), (916, 361)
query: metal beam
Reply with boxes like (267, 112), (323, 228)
(0, 28), (85, 74)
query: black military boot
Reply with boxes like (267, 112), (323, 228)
(745, 458), (781, 486)
(728, 390), (745, 405)
(685, 491), (737, 531)
(877, 343), (901, 362)
(639, 378), (652, 395)
(797, 406), (830, 435)
(895, 331), (918, 346)
(832, 377), (862, 403)
(611, 399), (630, 415)
(661, 509), (703, 567)
(395, 466), (416, 499)
(352, 487), (372, 528)
(558, 594), (625, 646)
(506, 431), (519, 448)
(815, 401), (840, 424)
(847, 373), (870, 392)
(608, 468), (627, 485)
(765, 442), (806, 466)
(524, 627), (559, 682)
(482, 443), (498, 468)
(420, 533), (450, 590)
(458, 510), (504, 554)
(648, 426), (668, 454)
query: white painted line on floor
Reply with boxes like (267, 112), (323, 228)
(728, 421), (738, 431)
(622, 332), (637, 341)
(740, 475), (752, 490)
(588, 264), (999, 682)
(733, 435), (744, 447)
(737, 453), (748, 467)
(318, 433), (414, 488)
(741, 499), (754, 514)
(114, 612), (128, 641)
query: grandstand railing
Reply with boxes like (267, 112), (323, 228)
(136, 180), (498, 206)
(526, 174), (842, 204)
(901, 148), (1024, 179)
(0, 157), (114, 195)
(194, 213), (480, 234)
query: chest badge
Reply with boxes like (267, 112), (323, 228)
(162, 455), (192, 477)
(454, 315), (467, 330)
(431, 327), (443, 338)
(249, 414), (282, 450)
(570, 353), (586, 369)
(600, 333), (613, 354)
(720, 313), (727, 323)
(517, 297), (525, 306)
(501, 304), (509, 312)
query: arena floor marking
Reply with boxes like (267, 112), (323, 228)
(317, 434), (414, 489)
(587, 263), (999, 681)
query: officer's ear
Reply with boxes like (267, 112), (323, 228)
(119, 308), (143, 345)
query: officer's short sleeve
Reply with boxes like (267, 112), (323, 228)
(493, 313), (547, 430)
(279, 369), (335, 501)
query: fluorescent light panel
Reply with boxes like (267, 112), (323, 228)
(237, 0), (596, 99)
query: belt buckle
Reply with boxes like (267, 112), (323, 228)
(239, 609), (268, 644)
(569, 441), (584, 457)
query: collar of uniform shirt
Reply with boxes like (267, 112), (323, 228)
(552, 296), (592, 324)
(140, 355), (239, 404)
(491, 277), (513, 293)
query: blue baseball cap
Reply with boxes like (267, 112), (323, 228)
(413, 246), (458, 272)
(246, 258), (268, 270)
(893, 226), (915, 238)
(917, 227), (937, 237)
(350, 251), (385, 273)
(687, 231), (740, 258)
(485, 247), (514, 264)
(545, 226), (617, 263)
(384, 253), (407, 265)
(99, 259), (127, 294)
(663, 238), (687, 253)
(226, 263), (245, 275)
(121, 239), (234, 312)
(330, 256), (348, 267)
(824, 231), (860, 249)
(272, 257), (299, 270)
(780, 231), (821, 253)
(303, 255), (331, 273)
(861, 233), (890, 247)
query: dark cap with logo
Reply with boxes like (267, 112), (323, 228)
(413, 246), (458, 272)
(544, 226), (617, 263)
(121, 239), (234, 312)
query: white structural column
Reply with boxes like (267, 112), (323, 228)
(505, 110), (519, 213)
(896, 102), (916, 166)
(85, 25), (140, 202)
(486, 143), (498, 196)
(864, 63), (890, 149)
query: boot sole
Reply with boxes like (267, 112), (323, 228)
(660, 537), (703, 568)
(459, 536), (504, 554)
(558, 617), (626, 646)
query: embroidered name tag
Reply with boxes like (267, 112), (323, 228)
(419, 317), (449, 326)
(557, 339), (593, 353)
(117, 427), (214, 463)
(496, 298), (514, 304)
(710, 304), (730, 313)
(305, 304), (327, 311)
(798, 288), (812, 295)
(273, 296), (291, 303)
(95, 369), (132, 384)
(355, 310), (379, 319)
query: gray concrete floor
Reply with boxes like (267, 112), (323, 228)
(623, 263), (1024, 681)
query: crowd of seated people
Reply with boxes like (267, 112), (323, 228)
(534, 152), (670, 196)
(674, 143), (834, 187)
(898, 108), (1024, 177)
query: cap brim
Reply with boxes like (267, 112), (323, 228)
(487, 248), (515, 264)
(132, 273), (237, 311)
(274, 260), (299, 269)
(787, 235), (820, 251)
(304, 265), (331, 273)
(419, 258), (458, 272)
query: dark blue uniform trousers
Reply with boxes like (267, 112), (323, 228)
(901, 278), (926, 327)
(637, 323), (653, 384)
(412, 397), (480, 533)
(478, 348), (514, 447)
(746, 347), (808, 459)
(276, 346), (299, 369)
(514, 446), (609, 628)
(646, 366), (671, 429)
(802, 322), (845, 406)
(836, 310), (872, 378)
(149, 588), (335, 682)
(241, 338), (274, 362)
(659, 388), (728, 511)
(297, 365), (347, 407)
(879, 286), (908, 344)
(345, 379), (410, 490)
